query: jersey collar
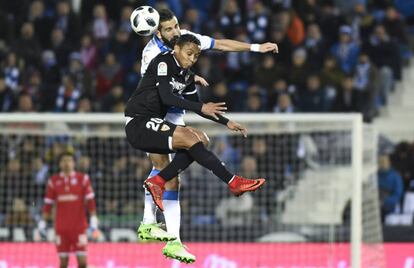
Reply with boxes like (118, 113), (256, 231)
(153, 35), (171, 53)
(172, 53), (183, 68)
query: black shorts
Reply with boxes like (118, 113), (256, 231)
(125, 116), (177, 154)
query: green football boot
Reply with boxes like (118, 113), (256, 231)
(162, 240), (196, 264)
(137, 222), (176, 242)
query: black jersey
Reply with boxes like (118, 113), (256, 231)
(125, 51), (202, 118)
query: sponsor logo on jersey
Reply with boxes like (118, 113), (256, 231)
(169, 77), (186, 94)
(157, 62), (168, 76)
(57, 194), (78, 202)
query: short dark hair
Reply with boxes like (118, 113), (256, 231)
(158, 8), (175, 26)
(175, 34), (201, 48)
(59, 151), (75, 162)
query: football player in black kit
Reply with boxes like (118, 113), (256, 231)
(125, 34), (265, 212)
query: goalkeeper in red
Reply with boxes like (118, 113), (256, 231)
(125, 35), (265, 263)
(38, 152), (99, 268)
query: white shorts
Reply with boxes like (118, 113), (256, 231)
(164, 112), (185, 126)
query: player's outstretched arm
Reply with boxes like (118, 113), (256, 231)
(214, 39), (278, 53)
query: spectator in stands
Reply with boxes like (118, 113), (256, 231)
(383, 6), (409, 46)
(270, 28), (292, 67)
(353, 53), (379, 119)
(40, 50), (61, 88)
(55, 74), (81, 112)
(77, 97), (93, 113)
(31, 156), (49, 185)
(90, 4), (112, 46)
(298, 74), (328, 112)
(109, 27), (137, 72)
(330, 25), (360, 74)
(50, 27), (71, 68)
(254, 54), (285, 91)
(245, 93), (265, 113)
(218, 0), (244, 39)
(378, 154), (404, 221)
(96, 53), (123, 99)
(12, 22), (41, 69)
(246, 1), (270, 43)
(391, 142), (414, 191)
(4, 198), (34, 226)
(320, 56), (344, 90)
(285, 9), (305, 47)
(365, 24), (401, 82)
(0, 76), (16, 112)
(54, 0), (81, 46)
(289, 48), (309, 89)
(118, 6), (133, 34)
(350, 3), (375, 44)
(333, 75), (360, 112)
(22, 71), (42, 110)
(184, 8), (204, 33)
(101, 84), (124, 112)
(304, 23), (327, 70)
(17, 93), (35, 112)
(67, 52), (94, 98)
(27, 0), (53, 48)
(80, 34), (98, 72)
(123, 61), (141, 98)
(4, 51), (20, 92)
(206, 82), (231, 107)
(274, 93), (295, 113)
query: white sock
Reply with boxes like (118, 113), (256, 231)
(142, 168), (160, 224)
(143, 189), (157, 224)
(163, 190), (181, 242)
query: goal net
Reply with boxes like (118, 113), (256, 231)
(0, 113), (384, 268)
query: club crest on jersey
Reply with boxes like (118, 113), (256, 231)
(157, 62), (168, 76)
(161, 124), (170, 131)
(169, 77), (186, 94)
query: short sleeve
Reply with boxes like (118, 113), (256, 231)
(83, 174), (95, 200)
(44, 178), (56, 204)
(180, 29), (215, 50)
(141, 46), (162, 76)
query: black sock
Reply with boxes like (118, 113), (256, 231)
(187, 142), (233, 183)
(158, 150), (194, 181)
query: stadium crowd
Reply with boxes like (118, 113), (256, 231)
(0, 0), (413, 120)
(1, 0), (414, 240)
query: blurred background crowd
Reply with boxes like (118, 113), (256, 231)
(0, 0), (413, 119)
(1, 0), (414, 241)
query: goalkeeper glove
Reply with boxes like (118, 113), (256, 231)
(37, 220), (47, 241)
(88, 215), (101, 241)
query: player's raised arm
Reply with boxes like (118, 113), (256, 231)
(213, 39), (278, 53)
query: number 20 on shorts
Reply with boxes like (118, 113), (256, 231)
(146, 118), (164, 131)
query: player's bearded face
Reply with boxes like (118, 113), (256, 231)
(158, 17), (181, 49)
(174, 43), (201, 69)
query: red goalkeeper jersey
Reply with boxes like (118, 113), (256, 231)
(43, 171), (96, 233)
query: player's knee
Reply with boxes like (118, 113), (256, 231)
(181, 128), (201, 148)
(165, 177), (179, 190)
(200, 132), (210, 147)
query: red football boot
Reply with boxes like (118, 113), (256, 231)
(228, 175), (266, 196)
(144, 175), (166, 211)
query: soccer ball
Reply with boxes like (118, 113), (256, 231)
(130, 6), (159, 36)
